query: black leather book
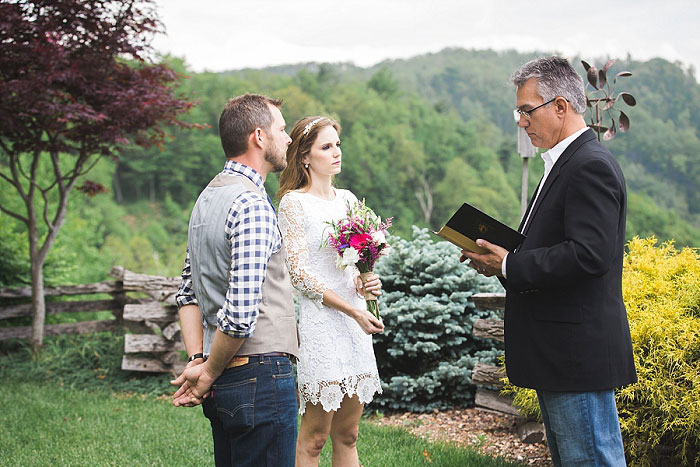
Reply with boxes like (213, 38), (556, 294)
(433, 203), (526, 254)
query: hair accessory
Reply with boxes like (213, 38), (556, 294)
(302, 117), (323, 136)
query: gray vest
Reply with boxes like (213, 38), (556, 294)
(187, 172), (298, 357)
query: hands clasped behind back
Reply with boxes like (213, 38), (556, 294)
(171, 360), (216, 407)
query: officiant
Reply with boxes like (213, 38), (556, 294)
(461, 56), (636, 467)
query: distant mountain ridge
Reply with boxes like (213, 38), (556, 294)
(243, 47), (699, 233)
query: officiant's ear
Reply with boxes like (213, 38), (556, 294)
(554, 97), (568, 114)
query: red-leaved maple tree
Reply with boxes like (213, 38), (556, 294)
(0, 0), (196, 348)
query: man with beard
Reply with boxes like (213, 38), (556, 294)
(171, 94), (299, 466)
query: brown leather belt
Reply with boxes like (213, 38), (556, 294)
(226, 352), (292, 369)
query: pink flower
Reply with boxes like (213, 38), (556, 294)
(349, 233), (372, 251)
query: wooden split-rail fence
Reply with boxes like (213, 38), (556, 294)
(471, 293), (545, 444)
(113, 267), (186, 375)
(0, 267), (185, 375)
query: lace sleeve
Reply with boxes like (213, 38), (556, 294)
(278, 195), (327, 302)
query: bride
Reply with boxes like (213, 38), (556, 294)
(277, 116), (384, 466)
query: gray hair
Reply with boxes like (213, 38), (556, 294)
(511, 56), (587, 114)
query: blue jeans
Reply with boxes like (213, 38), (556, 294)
(537, 389), (627, 467)
(202, 355), (297, 467)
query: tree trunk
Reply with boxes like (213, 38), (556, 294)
(113, 165), (123, 203)
(27, 149), (80, 350)
(29, 229), (46, 350)
(415, 177), (433, 226)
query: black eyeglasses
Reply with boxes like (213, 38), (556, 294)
(516, 98), (556, 120)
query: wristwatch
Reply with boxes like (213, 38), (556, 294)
(187, 353), (205, 362)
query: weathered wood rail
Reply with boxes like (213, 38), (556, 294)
(0, 267), (186, 375)
(110, 267), (185, 375)
(471, 292), (545, 444)
(0, 279), (127, 341)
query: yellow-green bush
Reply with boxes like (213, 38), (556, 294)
(503, 237), (700, 466)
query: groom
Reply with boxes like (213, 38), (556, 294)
(171, 93), (298, 467)
(463, 57), (636, 466)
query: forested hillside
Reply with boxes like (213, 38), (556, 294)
(116, 56), (524, 235)
(1, 48), (698, 286)
(255, 49), (700, 243)
(124, 48), (699, 243)
(358, 49), (700, 240)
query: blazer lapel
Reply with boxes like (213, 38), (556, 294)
(521, 129), (596, 237)
(518, 177), (542, 232)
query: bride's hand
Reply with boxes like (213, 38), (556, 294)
(353, 309), (384, 335)
(355, 273), (382, 297)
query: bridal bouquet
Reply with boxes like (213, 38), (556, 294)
(324, 199), (392, 319)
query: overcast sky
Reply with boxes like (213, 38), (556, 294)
(152, 0), (700, 77)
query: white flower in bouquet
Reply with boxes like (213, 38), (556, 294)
(371, 230), (386, 245)
(337, 247), (360, 270)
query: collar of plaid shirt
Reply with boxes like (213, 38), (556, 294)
(222, 160), (276, 212)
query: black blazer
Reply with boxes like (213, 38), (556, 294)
(503, 129), (637, 391)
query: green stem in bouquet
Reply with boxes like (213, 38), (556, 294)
(365, 299), (381, 320)
(359, 271), (381, 320)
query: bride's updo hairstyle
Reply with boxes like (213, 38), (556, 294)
(277, 115), (341, 202)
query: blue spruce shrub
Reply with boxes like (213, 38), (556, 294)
(372, 226), (504, 412)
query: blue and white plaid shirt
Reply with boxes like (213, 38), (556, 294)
(175, 160), (281, 338)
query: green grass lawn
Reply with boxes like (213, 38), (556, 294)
(0, 333), (520, 466)
(0, 379), (519, 466)
(0, 380), (212, 466)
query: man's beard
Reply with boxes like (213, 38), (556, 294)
(264, 139), (287, 173)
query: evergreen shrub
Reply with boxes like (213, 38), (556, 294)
(372, 227), (504, 412)
(504, 238), (700, 466)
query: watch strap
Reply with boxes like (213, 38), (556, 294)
(187, 353), (205, 362)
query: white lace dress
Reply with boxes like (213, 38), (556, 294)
(278, 189), (382, 415)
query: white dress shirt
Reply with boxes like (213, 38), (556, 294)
(501, 127), (588, 278)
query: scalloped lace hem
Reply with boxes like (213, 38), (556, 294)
(298, 373), (382, 415)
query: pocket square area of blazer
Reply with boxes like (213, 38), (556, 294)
(433, 203), (525, 254)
